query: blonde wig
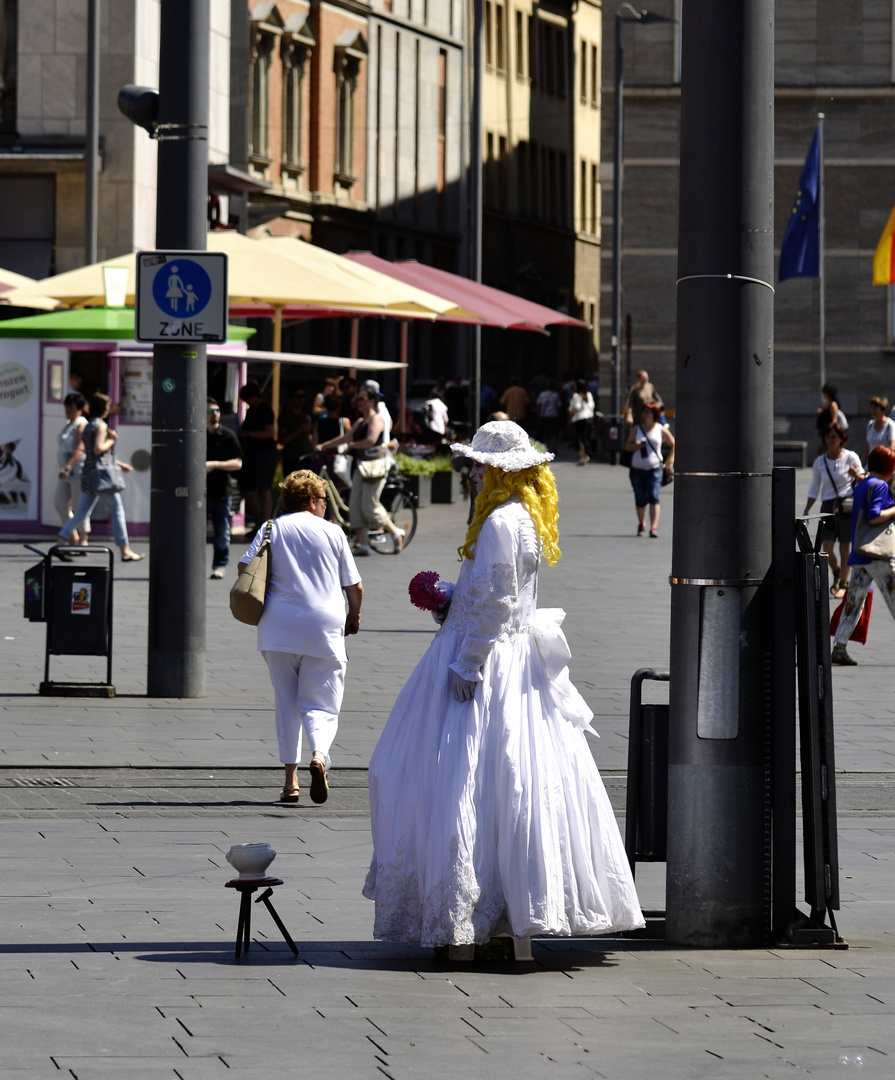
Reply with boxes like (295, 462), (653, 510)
(458, 464), (561, 566)
(280, 469), (327, 512)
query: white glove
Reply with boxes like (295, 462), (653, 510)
(452, 672), (477, 702)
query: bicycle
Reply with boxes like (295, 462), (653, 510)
(286, 455), (418, 555)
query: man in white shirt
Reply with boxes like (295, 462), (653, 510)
(422, 392), (449, 442)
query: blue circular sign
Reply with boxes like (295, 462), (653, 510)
(151, 259), (212, 318)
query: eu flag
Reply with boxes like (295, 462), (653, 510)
(779, 129), (820, 281)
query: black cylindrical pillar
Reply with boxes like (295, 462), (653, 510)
(146, 0), (209, 698)
(666, 0), (775, 946)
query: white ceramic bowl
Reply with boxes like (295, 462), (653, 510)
(225, 843), (276, 880)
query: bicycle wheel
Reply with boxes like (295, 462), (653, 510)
(370, 487), (418, 554)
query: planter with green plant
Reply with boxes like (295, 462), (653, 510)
(393, 453), (437, 507)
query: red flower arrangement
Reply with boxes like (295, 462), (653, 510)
(408, 570), (451, 612)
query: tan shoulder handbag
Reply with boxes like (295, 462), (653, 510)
(229, 519), (274, 625)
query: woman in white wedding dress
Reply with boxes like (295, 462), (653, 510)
(363, 421), (644, 960)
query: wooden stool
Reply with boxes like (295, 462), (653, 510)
(224, 877), (298, 959)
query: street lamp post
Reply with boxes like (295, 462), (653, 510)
(470, 0), (483, 433)
(611, 6), (674, 459)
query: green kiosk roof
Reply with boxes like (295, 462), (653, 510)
(0, 307), (255, 341)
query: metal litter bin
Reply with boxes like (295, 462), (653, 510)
(625, 668), (669, 875)
(38, 545), (115, 696)
(599, 414), (627, 463)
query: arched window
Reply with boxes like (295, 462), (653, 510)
(282, 50), (303, 167)
(250, 32), (274, 160)
(333, 30), (367, 190)
(281, 16), (315, 178)
(249, 5), (283, 177)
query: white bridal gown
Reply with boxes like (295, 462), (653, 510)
(363, 499), (644, 947)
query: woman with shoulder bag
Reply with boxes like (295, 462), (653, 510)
(803, 423), (863, 598)
(316, 390), (404, 555)
(57, 392), (144, 562)
(238, 470), (364, 802)
(624, 402), (675, 538)
(830, 446), (895, 666)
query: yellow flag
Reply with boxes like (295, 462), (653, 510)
(873, 203), (895, 285)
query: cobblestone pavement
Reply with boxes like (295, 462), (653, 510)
(2, 458), (895, 1078)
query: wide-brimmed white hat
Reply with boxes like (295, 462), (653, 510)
(451, 420), (554, 472)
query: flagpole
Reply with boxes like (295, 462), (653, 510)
(818, 112), (826, 394)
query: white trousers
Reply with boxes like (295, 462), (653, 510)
(262, 650), (346, 767)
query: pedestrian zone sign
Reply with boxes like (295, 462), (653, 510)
(136, 251), (228, 343)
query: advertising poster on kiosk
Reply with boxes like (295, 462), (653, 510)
(0, 359), (37, 519)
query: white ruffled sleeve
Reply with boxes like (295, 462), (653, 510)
(449, 510), (527, 683)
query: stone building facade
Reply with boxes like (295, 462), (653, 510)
(233, 0), (371, 253)
(476, 0), (601, 387)
(601, 0), (895, 438)
(364, 0), (466, 268)
(0, 0), (231, 275)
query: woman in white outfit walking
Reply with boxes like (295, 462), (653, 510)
(239, 470), (363, 804)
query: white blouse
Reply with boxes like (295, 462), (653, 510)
(806, 450), (863, 502)
(240, 513), (361, 660)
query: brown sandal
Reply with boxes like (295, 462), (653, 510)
(279, 787), (300, 804)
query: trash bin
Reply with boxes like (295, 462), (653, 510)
(37, 545), (115, 696)
(49, 562), (111, 655)
(599, 414), (627, 462)
(625, 668), (670, 876)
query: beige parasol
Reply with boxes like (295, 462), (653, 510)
(0, 266), (65, 310)
(6, 233), (461, 423)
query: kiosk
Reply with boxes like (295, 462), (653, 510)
(0, 307), (253, 537)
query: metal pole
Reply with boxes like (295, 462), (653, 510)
(271, 307), (283, 441)
(611, 12), (623, 450)
(85, 0), (100, 265)
(399, 321), (408, 435)
(817, 112), (826, 395)
(470, 0), (483, 432)
(666, 0), (775, 946)
(146, 0), (209, 698)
